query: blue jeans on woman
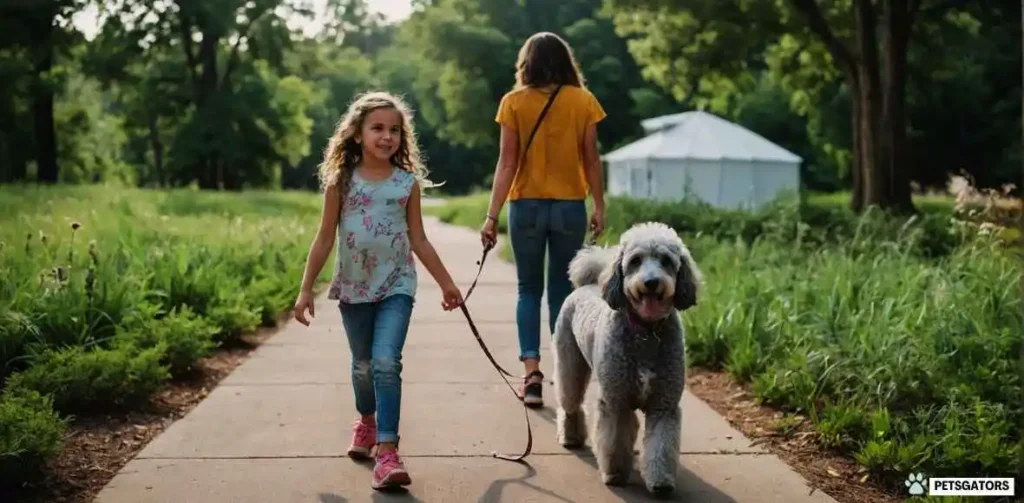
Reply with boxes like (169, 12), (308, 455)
(339, 293), (414, 444)
(508, 198), (589, 362)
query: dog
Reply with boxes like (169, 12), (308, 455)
(551, 222), (702, 495)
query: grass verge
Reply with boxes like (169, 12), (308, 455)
(0, 184), (328, 493)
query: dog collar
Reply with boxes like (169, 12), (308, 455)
(622, 309), (663, 340)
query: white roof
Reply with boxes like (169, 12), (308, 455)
(604, 111), (802, 164)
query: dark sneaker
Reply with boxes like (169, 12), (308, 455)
(518, 370), (544, 407)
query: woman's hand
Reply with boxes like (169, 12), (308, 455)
(480, 217), (498, 249)
(441, 281), (464, 311)
(589, 205), (605, 239)
(293, 289), (316, 326)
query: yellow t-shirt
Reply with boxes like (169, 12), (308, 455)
(494, 85), (607, 201)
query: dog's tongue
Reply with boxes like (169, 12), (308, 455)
(639, 296), (662, 318)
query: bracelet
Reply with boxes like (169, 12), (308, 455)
(486, 214), (498, 222)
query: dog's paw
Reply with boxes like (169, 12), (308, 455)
(556, 409), (586, 449)
(642, 471), (676, 497)
(557, 434), (584, 449)
(601, 471), (629, 486)
(647, 481), (675, 497)
(638, 467), (679, 497)
(560, 440), (584, 449)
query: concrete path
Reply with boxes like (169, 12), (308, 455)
(95, 218), (836, 503)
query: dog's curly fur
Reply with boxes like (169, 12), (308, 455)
(551, 222), (702, 495)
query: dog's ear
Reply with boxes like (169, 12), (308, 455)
(601, 250), (627, 311)
(673, 255), (701, 311)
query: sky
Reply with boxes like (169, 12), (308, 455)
(72, 0), (414, 40)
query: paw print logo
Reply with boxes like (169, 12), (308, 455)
(905, 473), (926, 496)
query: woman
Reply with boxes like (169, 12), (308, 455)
(480, 31), (606, 407)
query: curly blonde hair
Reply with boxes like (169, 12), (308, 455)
(318, 91), (437, 199)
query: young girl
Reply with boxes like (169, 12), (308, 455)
(292, 91), (463, 490)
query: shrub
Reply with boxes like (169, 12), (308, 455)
(0, 389), (66, 488)
(0, 310), (40, 383)
(114, 304), (219, 376)
(4, 345), (169, 414)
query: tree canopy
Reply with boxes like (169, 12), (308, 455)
(0, 0), (1018, 207)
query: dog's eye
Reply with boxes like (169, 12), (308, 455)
(660, 255), (675, 269)
(628, 256), (642, 269)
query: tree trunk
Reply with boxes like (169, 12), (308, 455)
(854, 0), (890, 210)
(849, 77), (865, 212)
(197, 29), (222, 190)
(32, 32), (58, 184)
(881, 0), (915, 213)
(148, 114), (164, 187)
(792, 0), (917, 214)
(198, 159), (216, 189)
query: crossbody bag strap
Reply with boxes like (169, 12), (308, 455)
(520, 84), (562, 164)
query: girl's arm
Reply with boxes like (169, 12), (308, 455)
(299, 183), (341, 295)
(485, 124), (520, 221)
(407, 181), (457, 290)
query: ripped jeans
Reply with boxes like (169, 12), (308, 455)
(339, 293), (414, 444)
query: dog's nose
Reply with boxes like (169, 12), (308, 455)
(644, 278), (660, 291)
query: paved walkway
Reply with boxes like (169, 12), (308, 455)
(96, 218), (836, 503)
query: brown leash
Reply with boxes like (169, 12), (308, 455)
(457, 229), (600, 463)
(458, 240), (530, 462)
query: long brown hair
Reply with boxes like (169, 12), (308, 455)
(514, 32), (586, 89)
(317, 91), (436, 198)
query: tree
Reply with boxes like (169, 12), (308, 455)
(89, 0), (316, 189)
(607, 0), (987, 213)
(0, 0), (90, 184)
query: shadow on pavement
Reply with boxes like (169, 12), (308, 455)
(514, 405), (740, 503)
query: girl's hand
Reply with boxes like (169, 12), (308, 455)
(441, 282), (464, 311)
(480, 217), (498, 249)
(293, 290), (315, 326)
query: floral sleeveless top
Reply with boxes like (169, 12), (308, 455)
(327, 168), (418, 304)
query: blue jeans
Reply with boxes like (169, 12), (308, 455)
(508, 199), (588, 362)
(338, 293), (414, 444)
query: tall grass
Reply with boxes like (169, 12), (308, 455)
(684, 231), (1020, 479)
(0, 185), (328, 487)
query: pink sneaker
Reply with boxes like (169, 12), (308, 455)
(372, 450), (411, 490)
(347, 420), (376, 459)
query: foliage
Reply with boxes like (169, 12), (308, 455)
(604, 0), (1021, 198)
(687, 230), (1020, 479)
(0, 389), (66, 489)
(1, 0), (1019, 197)
(0, 185), (328, 482)
(4, 344), (169, 414)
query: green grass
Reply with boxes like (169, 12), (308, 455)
(429, 190), (1022, 494)
(0, 184), (328, 487)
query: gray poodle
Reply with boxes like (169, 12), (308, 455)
(551, 222), (702, 495)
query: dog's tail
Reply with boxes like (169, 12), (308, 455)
(568, 245), (618, 288)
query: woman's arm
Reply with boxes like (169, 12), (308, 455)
(581, 123), (604, 211)
(485, 124), (520, 221)
(299, 184), (340, 294)
(407, 181), (456, 289)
